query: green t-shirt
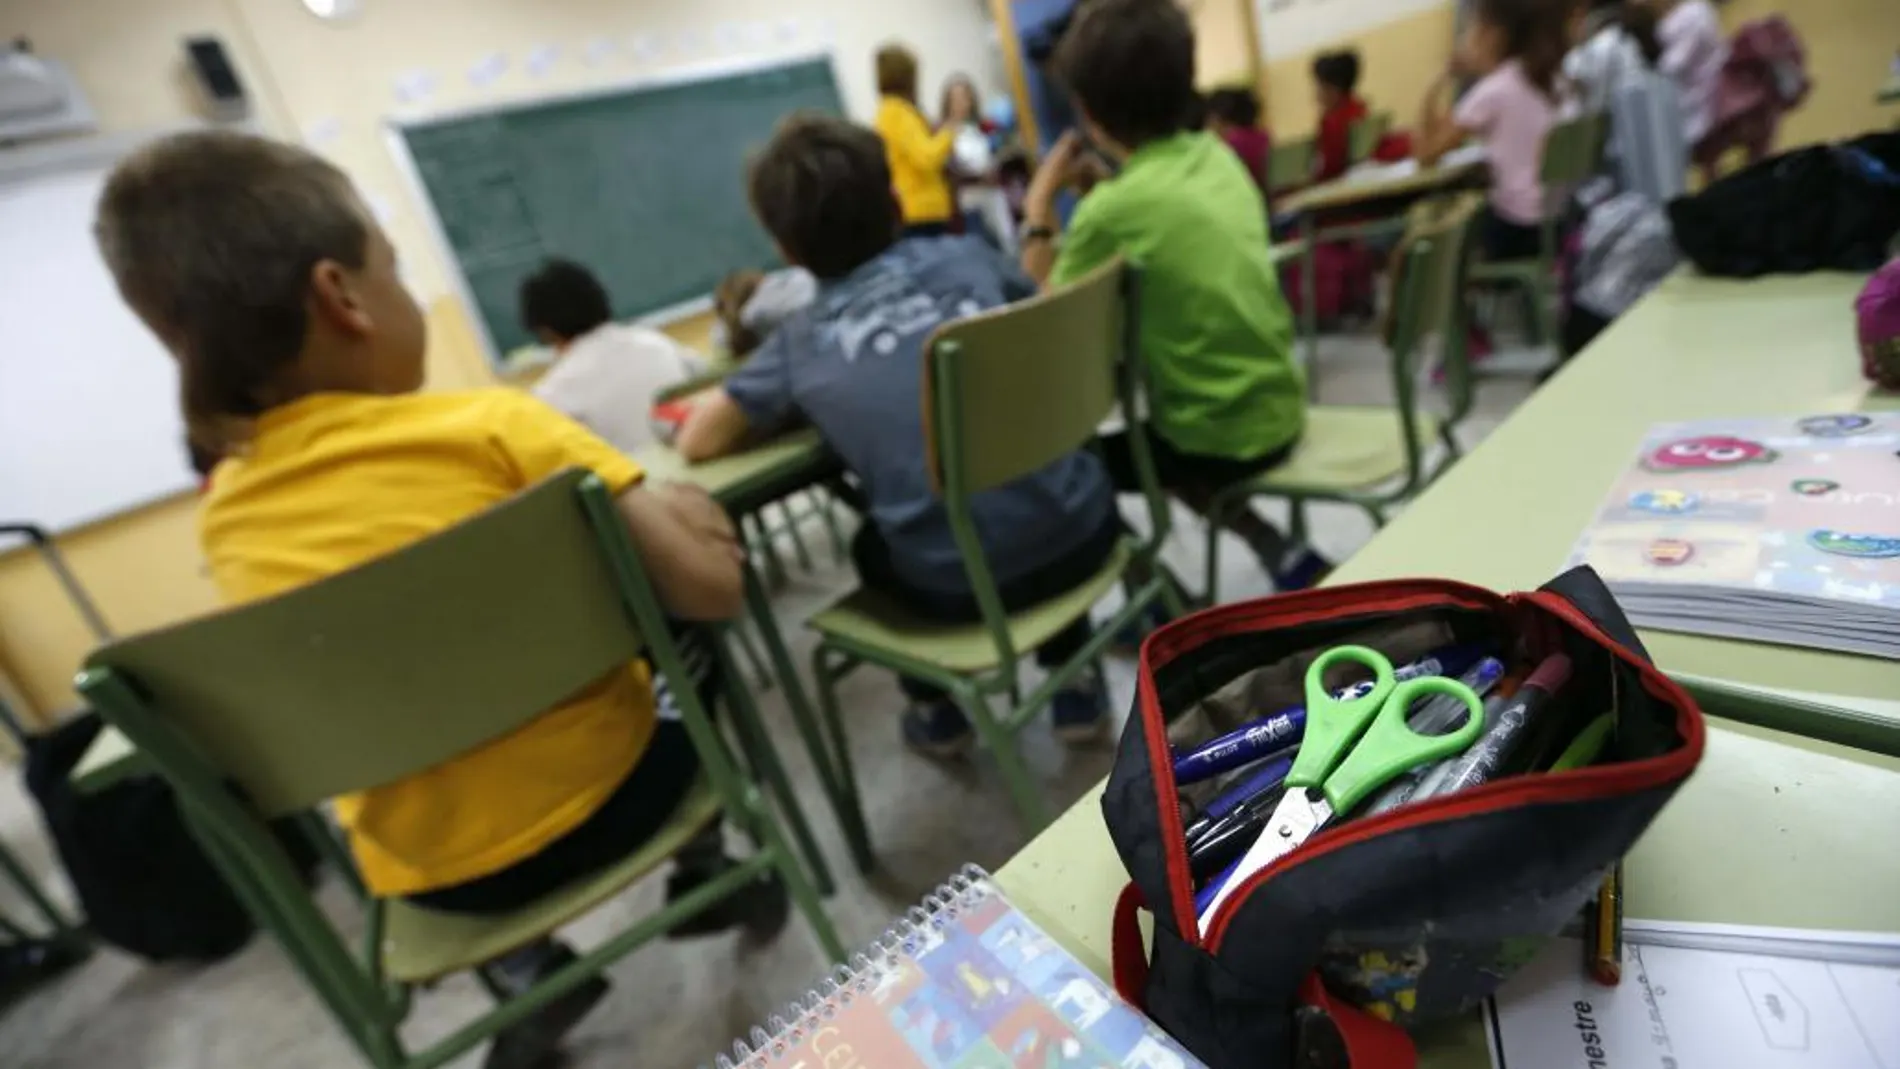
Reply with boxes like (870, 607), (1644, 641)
(1052, 132), (1304, 461)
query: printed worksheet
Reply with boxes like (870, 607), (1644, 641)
(1487, 930), (1900, 1068)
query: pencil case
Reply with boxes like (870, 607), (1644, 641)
(1100, 566), (1706, 1069)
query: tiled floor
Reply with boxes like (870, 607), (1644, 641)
(0, 331), (1541, 1068)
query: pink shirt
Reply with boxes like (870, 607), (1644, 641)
(1455, 59), (1563, 225)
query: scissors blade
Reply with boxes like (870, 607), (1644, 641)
(1195, 792), (1335, 929)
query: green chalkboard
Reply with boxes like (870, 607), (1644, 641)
(395, 57), (843, 361)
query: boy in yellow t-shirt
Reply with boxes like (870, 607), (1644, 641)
(94, 131), (783, 1069)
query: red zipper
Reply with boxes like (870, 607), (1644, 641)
(1137, 580), (1511, 943)
(1196, 589), (1706, 950)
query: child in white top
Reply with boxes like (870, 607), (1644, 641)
(1657, 0), (1728, 148)
(522, 259), (706, 455)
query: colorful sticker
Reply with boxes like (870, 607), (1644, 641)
(1792, 479), (1840, 496)
(1797, 414), (1874, 438)
(1645, 538), (1696, 566)
(1627, 489), (1699, 514)
(1808, 530), (1900, 558)
(1641, 435), (1777, 472)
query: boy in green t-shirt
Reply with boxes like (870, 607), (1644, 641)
(1020, 0), (1328, 591)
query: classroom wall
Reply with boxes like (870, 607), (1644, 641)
(0, 0), (981, 721)
(1722, 0), (1897, 149)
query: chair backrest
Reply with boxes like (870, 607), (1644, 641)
(1267, 138), (1316, 192)
(78, 470), (647, 817)
(923, 258), (1127, 499)
(1541, 112), (1611, 186)
(1387, 196), (1484, 476)
(1349, 112), (1392, 164)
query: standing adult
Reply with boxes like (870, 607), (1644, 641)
(873, 44), (970, 237)
(940, 75), (1017, 251)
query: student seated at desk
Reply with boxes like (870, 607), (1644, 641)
(1206, 86), (1271, 193)
(1416, 0), (1573, 262)
(94, 131), (787, 1069)
(713, 266), (817, 359)
(1313, 49), (1370, 182)
(1020, 0), (1327, 594)
(521, 258), (707, 454)
(676, 114), (1117, 756)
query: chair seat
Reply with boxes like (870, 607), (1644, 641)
(1250, 406), (1443, 494)
(806, 540), (1132, 675)
(380, 776), (723, 983)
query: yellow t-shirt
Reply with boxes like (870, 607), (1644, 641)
(200, 389), (654, 897)
(874, 95), (956, 225)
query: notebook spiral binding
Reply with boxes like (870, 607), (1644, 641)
(711, 864), (993, 1069)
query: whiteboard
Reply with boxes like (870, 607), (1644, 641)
(0, 142), (196, 534)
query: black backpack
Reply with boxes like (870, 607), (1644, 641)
(19, 711), (320, 963)
(1669, 130), (1900, 277)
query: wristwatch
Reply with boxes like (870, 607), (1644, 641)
(1020, 221), (1057, 244)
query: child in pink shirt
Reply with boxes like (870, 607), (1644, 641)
(1415, 0), (1571, 261)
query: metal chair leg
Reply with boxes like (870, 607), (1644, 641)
(809, 646), (875, 874)
(729, 619), (775, 692)
(811, 490), (849, 564)
(955, 683), (1051, 833)
(775, 501), (816, 574)
(714, 634), (835, 896)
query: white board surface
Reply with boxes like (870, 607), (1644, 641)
(0, 155), (195, 533)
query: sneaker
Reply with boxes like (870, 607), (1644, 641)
(901, 699), (976, 758)
(665, 863), (791, 942)
(1273, 548), (1335, 593)
(480, 942), (610, 1069)
(1050, 684), (1110, 746)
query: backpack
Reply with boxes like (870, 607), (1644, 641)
(1668, 131), (1900, 277)
(19, 712), (321, 963)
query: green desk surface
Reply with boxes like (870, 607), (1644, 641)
(631, 430), (836, 514)
(1329, 270), (1898, 745)
(1277, 157), (1485, 216)
(69, 431), (837, 795)
(994, 720), (1900, 1068)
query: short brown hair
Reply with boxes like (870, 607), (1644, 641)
(1053, 0), (1197, 148)
(746, 113), (899, 280)
(875, 44), (919, 100)
(94, 130), (368, 450)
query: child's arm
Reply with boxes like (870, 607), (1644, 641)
(675, 390), (753, 462)
(616, 482), (745, 620)
(1021, 132), (1084, 285)
(676, 329), (798, 461)
(1415, 69), (1476, 166)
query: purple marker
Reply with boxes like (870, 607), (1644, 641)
(1172, 643), (1492, 785)
(1183, 754), (1296, 845)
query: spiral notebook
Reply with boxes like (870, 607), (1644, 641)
(713, 866), (1208, 1069)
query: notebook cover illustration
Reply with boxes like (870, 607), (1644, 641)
(715, 867), (1207, 1069)
(1568, 412), (1900, 657)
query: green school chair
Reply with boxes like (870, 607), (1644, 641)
(1348, 111), (1393, 165)
(1267, 138), (1317, 195)
(1468, 112), (1610, 348)
(803, 259), (1187, 868)
(74, 469), (843, 1069)
(1201, 198), (1483, 601)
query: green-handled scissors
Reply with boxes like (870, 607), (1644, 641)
(1196, 646), (1485, 927)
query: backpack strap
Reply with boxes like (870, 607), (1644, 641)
(1112, 880), (1152, 1006)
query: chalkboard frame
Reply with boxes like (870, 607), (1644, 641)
(384, 49), (843, 370)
